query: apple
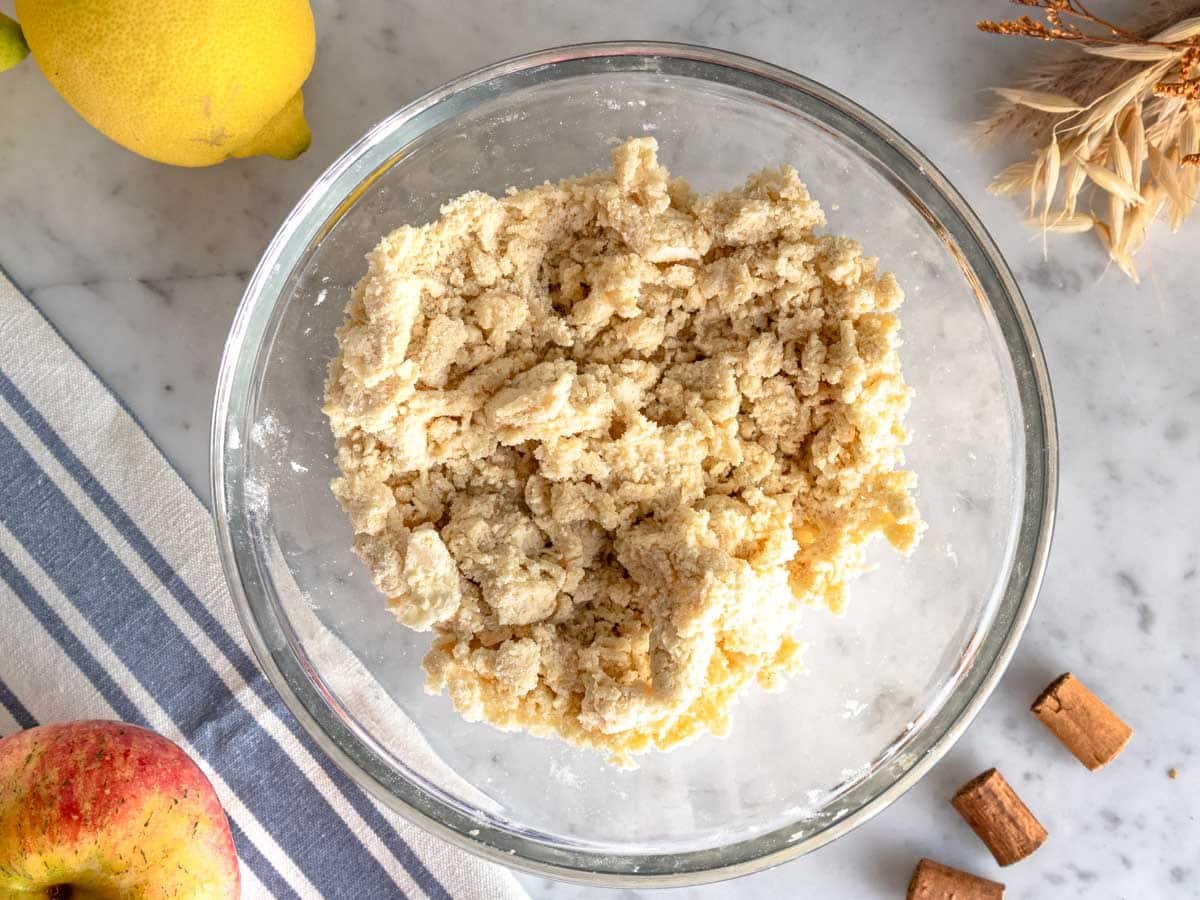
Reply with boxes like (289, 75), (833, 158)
(0, 720), (239, 899)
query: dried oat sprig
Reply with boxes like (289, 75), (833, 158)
(979, 1), (1200, 281)
(1155, 78), (1200, 99)
(980, 1), (1197, 54)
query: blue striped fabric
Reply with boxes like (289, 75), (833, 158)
(0, 272), (525, 899)
(0, 674), (36, 730)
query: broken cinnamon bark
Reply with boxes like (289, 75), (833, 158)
(1031, 672), (1133, 770)
(907, 858), (1004, 899)
(951, 768), (1047, 866)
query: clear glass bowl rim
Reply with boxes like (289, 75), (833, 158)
(210, 41), (1058, 887)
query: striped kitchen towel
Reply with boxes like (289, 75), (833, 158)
(0, 269), (528, 900)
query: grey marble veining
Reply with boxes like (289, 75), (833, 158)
(1, 0), (1197, 897)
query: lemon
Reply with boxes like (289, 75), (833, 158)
(12, 0), (315, 166)
(0, 12), (29, 72)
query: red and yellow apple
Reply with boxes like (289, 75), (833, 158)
(0, 720), (239, 899)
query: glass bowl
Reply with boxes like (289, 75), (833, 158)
(211, 42), (1056, 886)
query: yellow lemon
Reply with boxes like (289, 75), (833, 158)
(13, 0), (315, 166)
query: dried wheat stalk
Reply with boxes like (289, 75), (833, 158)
(978, 0), (1200, 281)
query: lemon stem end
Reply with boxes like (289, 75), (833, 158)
(0, 12), (30, 73)
(233, 89), (311, 161)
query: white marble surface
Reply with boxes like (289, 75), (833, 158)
(2, 0), (1197, 897)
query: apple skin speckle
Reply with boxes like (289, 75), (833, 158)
(0, 721), (239, 898)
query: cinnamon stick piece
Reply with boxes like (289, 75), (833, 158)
(1031, 672), (1133, 770)
(907, 858), (1004, 899)
(951, 768), (1047, 866)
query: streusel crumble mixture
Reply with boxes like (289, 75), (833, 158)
(324, 138), (923, 765)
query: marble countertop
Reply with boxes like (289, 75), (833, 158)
(2, 0), (1197, 896)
